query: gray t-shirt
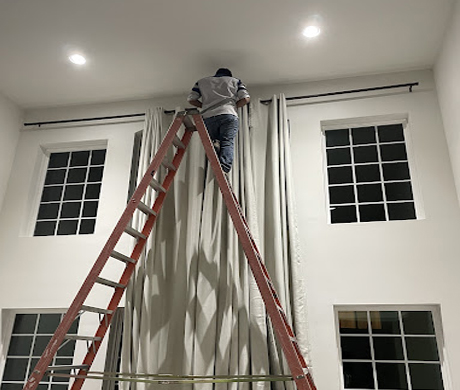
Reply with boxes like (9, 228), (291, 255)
(187, 76), (250, 118)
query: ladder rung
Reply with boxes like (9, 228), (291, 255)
(124, 226), (147, 240)
(173, 135), (186, 149)
(110, 250), (136, 264)
(64, 335), (102, 342)
(81, 305), (113, 315)
(174, 134), (187, 148)
(149, 178), (166, 193)
(47, 365), (89, 372)
(137, 201), (157, 216)
(96, 277), (125, 289)
(161, 160), (177, 171)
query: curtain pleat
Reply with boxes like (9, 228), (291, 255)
(121, 97), (309, 390)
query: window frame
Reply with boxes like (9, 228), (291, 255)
(24, 140), (108, 237)
(0, 308), (80, 390)
(334, 305), (450, 390)
(321, 114), (424, 224)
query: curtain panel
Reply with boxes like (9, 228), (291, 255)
(121, 96), (309, 390)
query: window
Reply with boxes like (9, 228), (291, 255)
(34, 149), (106, 236)
(337, 308), (446, 390)
(1, 313), (79, 390)
(324, 122), (417, 224)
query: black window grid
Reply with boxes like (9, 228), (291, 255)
(325, 125), (416, 224)
(338, 310), (445, 390)
(34, 150), (106, 236)
(1, 313), (79, 390)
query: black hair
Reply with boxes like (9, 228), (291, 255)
(214, 68), (233, 77)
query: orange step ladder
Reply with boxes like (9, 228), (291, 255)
(23, 111), (316, 390)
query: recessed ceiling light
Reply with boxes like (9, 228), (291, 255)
(303, 26), (321, 38)
(69, 54), (86, 65)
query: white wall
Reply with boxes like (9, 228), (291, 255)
(0, 91), (22, 211)
(435, 0), (460, 203)
(1, 69), (459, 390)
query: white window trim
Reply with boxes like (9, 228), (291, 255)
(333, 304), (452, 390)
(21, 140), (108, 237)
(320, 115), (425, 224)
(0, 308), (70, 385)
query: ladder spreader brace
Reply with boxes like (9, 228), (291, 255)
(23, 111), (317, 390)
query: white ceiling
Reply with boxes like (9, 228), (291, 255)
(0, 0), (454, 108)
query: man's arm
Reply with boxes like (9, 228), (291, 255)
(236, 97), (250, 108)
(189, 99), (202, 108)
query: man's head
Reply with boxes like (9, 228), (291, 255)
(215, 68), (233, 77)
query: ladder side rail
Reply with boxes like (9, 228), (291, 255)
(24, 114), (187, 390)
(192, 114), (316, 390)
(69, 129), (195, 390)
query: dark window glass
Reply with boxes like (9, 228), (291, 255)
(382, 162), (411, 181)
(371, 311), (400, 334)
(352, 126), (376, 145)
(7, 336), (33, 356)
(340, 336), (371, 359)
(85, 184), (101, 200)
(380, 143), (407, 161)
(79, 219), (96, 235)
(385, 182), (413, 201)
(67, 168), (87, 183)
(60, 202), (82, 219)
(37, 203), (59, 220)
(373, 337), (404, 360)
(357, 184), (383, 203)
(409, 364), (444, 390)
(34, 221), (57, 236)
(68, 319), (79, 335)
(44, 170), (66, 185)
(329, 186), (355, 204)
(327, 148), (351, 166)
(88, 167), (104, 182)
(63, 185), (84, 201)
(378, 124), (405, 143)
(70, 151), (90, 167)
(353, 145), (378, 163)
(91, 149), (107, 165)
(331, 206), (357, 224)
(355, 164), (381, 183)
(388, 202), (416, 220)
(2, 358), (28, 381)
(51, 385), (70, 390)
(339, 311), (368, 334)
(48, 153), (69, 168)
(57, 220), (78, 235)
(406, 337), (439, 361)
(326, 129), (349, 147)
(82, 201), (99, 218)
(359, 204), (386, 222)
(13, 314), (37, 334)
(402, 311), (435, 335)
(343, 362), (374, 389)
(32, 336), (51, 356)
(41, 186), (63, 202)
(56, 339), (76, 356)
(376, 363), (408, 389)
(37, 314), (61, 334)
(1, 383), (24, 390)
(328, 166), (353, 185)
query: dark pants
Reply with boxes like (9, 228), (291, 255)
(204, 114), (239, 173)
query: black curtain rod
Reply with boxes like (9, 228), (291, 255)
(259, 82), (419, 104)
(24, 82), (418, 127)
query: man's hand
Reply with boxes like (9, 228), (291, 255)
(236, 97), (250, 108)
(188, 99), (203, 108)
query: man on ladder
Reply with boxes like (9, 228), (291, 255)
(187, 68), (250, 173)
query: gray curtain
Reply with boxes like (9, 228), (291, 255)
(121, 96), (309, 390)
